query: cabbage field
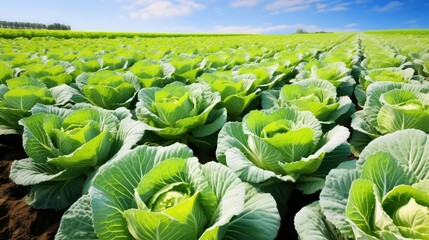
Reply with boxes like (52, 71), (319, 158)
(1, 29), (429, 240)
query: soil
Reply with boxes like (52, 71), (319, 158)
(0, 135), (63, 240)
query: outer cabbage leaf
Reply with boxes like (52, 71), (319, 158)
(0, 61), (13, 84)
(295, 201), (348, 240)
(55, 194), (98, 240)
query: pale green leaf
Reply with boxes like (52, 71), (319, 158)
(55, 195), (98, 240)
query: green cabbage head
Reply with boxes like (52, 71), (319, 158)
(20, 61), (75, 88)
(217, 107), (350, 195)
(262, 79), (353, 125)
(295, 129), (429, 240)
(293, 60), (355, 96)
(354, 68), (417, 106)
(351, 82), (429, 155)
(55, 144), (280, 240)
(198, 71), (260, 118)
(9, 103), (144, 210)
(136, 82), (226, 140)
(360, 53), (407, 70)
(128, 59), (174, 88)
(234, 63), (285, 90)
(0, 77), (55, 134)
(75, 70), (141, 110)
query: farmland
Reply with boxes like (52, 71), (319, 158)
(1, 29), (429, 239)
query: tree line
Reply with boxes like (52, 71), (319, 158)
(0, 21), (71, 30)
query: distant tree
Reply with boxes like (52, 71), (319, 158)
(0, 20), (71, 30)
(295, 28), (308, 34)
(47, 23), (72, 30)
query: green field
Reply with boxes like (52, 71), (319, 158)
(1, 29), (429, 239)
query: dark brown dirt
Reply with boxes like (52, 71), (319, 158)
(0, 135), (63, 240)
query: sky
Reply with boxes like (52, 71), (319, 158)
(0, 0), (428, 33)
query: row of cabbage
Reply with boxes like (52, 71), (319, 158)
(350, 34), (429, 155)
(373, 31), (429, 79)
(294, 32), (429, 240)
(0, 28), (251, 39)
(0, 31), (428, 239)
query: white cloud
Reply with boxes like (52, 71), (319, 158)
(371, 1), (402, 12)
(265, 0), (321, 11)
(230, 0), (260, 8)
(344, 23), (359, 28)
(122, 0), (205, 20)
(355, 0), (371, 3)
(317, 1), (351, 12)
(327, 6), (348, 11)
(265, 0), (350, 13)
(285, 4), (310, 12)
(316, 3), (328, 9)
(404, 20), (418, 28)
(215, 22), (360, 34)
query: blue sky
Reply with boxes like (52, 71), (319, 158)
(0, 0), (428, 33)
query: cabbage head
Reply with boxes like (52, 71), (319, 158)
(55, 143), (280, 240)
(262, 79), (353, 125)
(293, 60), (355, 96)
(169, 55), (205, 83)
(198, 71), (260, 119)
(354, 68), (418, 106)
(136, 82), (226, 141)
(295, 129), (429, 240)
(128, 59), (174, 88)
(20, 61), (75, 88)
(0, 77), (55, 134)
(9, 103), (145, 209)
(234, 63), (285, 90)
(75, 70), (141, 110)
(351, 82), (429, 155)
(360, 53), (408, 70)
(217, 107), (350, 195)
